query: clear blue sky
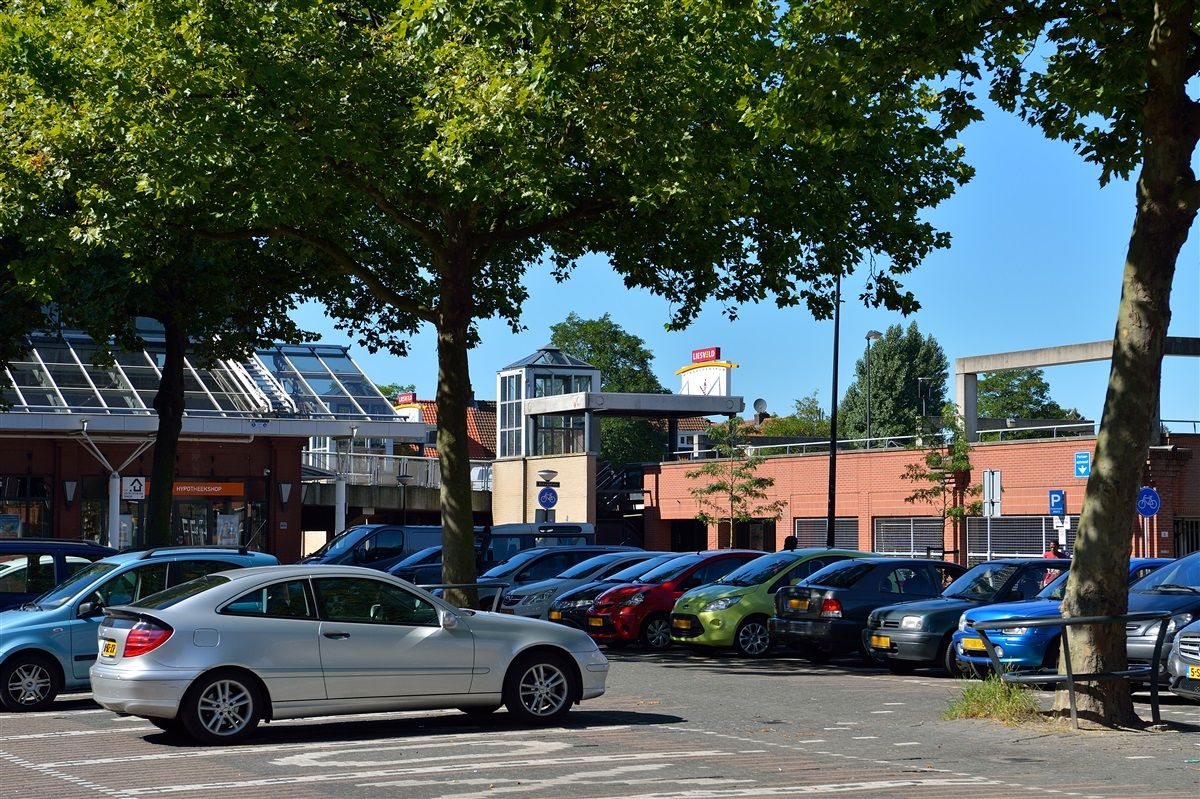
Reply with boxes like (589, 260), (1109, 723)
(294, 104), (1200, 429)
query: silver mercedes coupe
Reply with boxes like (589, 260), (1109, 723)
(90, 565), (609, 744)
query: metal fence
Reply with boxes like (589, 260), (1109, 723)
(1176, 518), (1200, 556)
(793, 517), (859, 549)
(873, 517), (945, 557)
(301, 451), (494, 491)
(965, 515), (1078, 563)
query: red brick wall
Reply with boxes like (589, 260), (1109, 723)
(644, 435), (1199, 561)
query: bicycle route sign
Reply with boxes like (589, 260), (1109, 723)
(537, 487), (559, 509)
(1136, 486), (1161, 517)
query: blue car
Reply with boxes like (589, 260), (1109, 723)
(0, 545), (276, 711)
(952, 558), (1173, 674)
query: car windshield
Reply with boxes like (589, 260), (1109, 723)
(1039, 570), (1071, 600)
(480, 549), (547, 579)
(557, 553), (623, 580)
(1132, 554), (1200, 593)
(635, 554), (704, 584)
(393, 546), (442, 568)
(942, 563), (1020, 601)
(604, 555), (677, 582)
(716, 552), (792, 586)
(305, 525), (371, 559)
(27, 561), (121, 609)
(803, 561), (873, 589)
(130, 575), (230, 610)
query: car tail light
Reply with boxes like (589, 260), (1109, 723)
(122, 620), (173, 657)
(819, 596), (843, 618)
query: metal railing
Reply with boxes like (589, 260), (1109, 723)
(977, 422), (1096, 441)
(1162, 419), (1200, 434)
(972, 610), (1171, 729)
(302, 451), (494, 490)
(673, 434), (922, 460)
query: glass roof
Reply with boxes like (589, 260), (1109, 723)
(1, 332), (399, 422)
(502, 344), (595, 370)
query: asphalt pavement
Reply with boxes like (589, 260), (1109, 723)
(1, 650), (1198, 799)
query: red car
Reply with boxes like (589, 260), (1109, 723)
(585, 550), (763, 650)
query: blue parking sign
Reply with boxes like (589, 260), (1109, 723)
(1074, 451), (1091, 478)
(1048, 490), (1066, 517)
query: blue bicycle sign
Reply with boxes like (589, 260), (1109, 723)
(1136, 486), (1161, 517)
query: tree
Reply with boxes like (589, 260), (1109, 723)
(901, 404), (983, 550)
(821, 0), (1199, 727)
(549, 313), (668, 467)
(375, 384), (417, 402)
(0, 1), (971, 605)
(978, 368), (1083, 439)
(686, 422), (787, 548)
(838, 323), (948, 442)
(758, 392), (831, 438)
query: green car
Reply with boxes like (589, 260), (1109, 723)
(670, 548), (872, 656)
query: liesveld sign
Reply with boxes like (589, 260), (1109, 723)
(691, 347), (721, 363)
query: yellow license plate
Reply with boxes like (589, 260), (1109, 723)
(101, 639), (117, 657)
(673, 618), (692, 629)
(1189, 665), (1200, 680)
(588, 617), (604, 627)
(548, 610), (562, 620)
(870, 634), (891, 649)
(961, 637), (986, 652)
(788, 598), (809, 611)
(500, 609), (514, 614)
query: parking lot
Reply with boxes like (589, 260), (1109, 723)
(3, 650), (1199, 799)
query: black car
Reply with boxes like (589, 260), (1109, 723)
(547, 553), (683, 629)
(1124, 551), (1200, 681)
(772, 558), (966, 661)
(863, 558), (1070, 674)
(472, 545), (641, 609)
(0, 538), (116, 610)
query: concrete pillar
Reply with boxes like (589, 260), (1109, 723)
(334, 476), (347, 534)
(956, 372), (978, 441)
(107, 471), (120, 549)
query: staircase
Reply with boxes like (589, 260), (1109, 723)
(243, 355), (298, 415)
(595, 463), (646, 547)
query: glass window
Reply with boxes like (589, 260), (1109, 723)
(1131, 553), (1200, 593)
(802, 561), (874, 588)
(173, 560), (242, 584)
(35, 562), (119, 609)
(314, 577), (437, 625)
(0, 554), (55, 594)
(134, 575), (230, 610)
(942, 563), (1019, 601)
(718, 552), (796, 587)
(93, 563), (169, 607)
(223, 579), (313, 618)
(362, 529), (404, 562)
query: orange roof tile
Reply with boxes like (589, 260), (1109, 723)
(396, 399), (496, 460)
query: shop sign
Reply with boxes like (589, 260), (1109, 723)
(395, 391), (417, 404)
(691, 347), (721, 363)
(121, 477), (146, 501)
(172, 482), (245, 498)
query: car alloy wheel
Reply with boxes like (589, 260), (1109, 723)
(640, 614), (672, 650)
(182, 671), (261, 745)
(734, 618), (771, 657)
(0, 655), (58, 712)
(504, 654), (573, 723)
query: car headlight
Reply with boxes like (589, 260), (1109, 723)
(1166, 613), (1194, 635)
(702, 596), (743, 612)
(900, 615), (923, 630)
(867, 612), (879, 627)
(621, 592), (646, 607)
(957, 613), (968, 632)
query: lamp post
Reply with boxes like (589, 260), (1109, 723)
(397, 473), (414, 527)
(826, 272), (842, 548)
(865, 330), (882, 448)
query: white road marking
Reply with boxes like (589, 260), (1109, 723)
(364, 764), (753, 798)
(1125, 756), (1155, 759)
(893, 742), (921, 746)
(851, 736), (878, 740)
(883, 702), (906, 705)
(0, 727), (155, 741)
(869, 710), (894, 714)
(272, 738), (569, 768)
(522, 777), (1001, 798)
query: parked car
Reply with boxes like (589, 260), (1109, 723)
(671, 548), (874, 657)
(1121, 551), (1200, 681)
(387, 545), (446, 583)
(0, 539), (116, 611)
(772, 557), (967, 661)
(585, 550), (763, 650)
(499, 551), (666, 619)
(473, 545), (640, 609)
(0, 546), (277, 711)
(547, 554), (683, 630)
(90, 564), (609, 744)
(389, 525), (602, 584)
(952, 557), (1172, 675)
(1168, 616), (1200, 702)
(863, 558), (1069, 675)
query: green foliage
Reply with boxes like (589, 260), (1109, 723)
(550, 312), (668, 468)
(943, 675), (1042, 725)
(839, 322), (948, 441)
(376, 383), (417, 402)
(686, 422), (787, 538)
(759, 392), (831, 438)
(902, 404), (982, 520)
(977, 368), (1082, 439)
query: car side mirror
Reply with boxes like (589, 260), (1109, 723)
(439, 609), (459, 630)
(516, 571), (530, 582)
(77, 601), (102, 618)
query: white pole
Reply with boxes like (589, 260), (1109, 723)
(334, 476), (347, 534)
(107, 471), (120, 549)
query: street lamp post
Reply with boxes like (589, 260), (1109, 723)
(397, 473), (414, 527)
(865, 330), (882, 448)
(826, 272), (842, 548)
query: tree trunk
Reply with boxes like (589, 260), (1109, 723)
(436, 256), (479, 609)
(143, 319), (187, 548)
(1056, 0), (1198, 727)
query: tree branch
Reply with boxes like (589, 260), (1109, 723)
(1180, 178), (1200, 214)
(485, 200), (621, 246)
(191, 224), (433, 320)
(331, 166), (444, 254)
